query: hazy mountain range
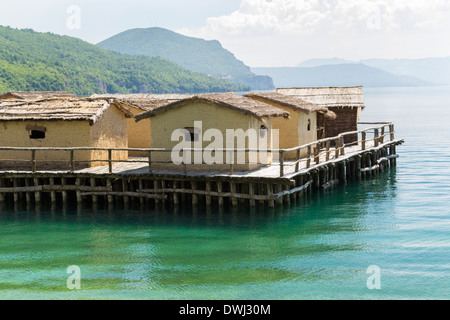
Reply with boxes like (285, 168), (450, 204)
(252, 57), (450, 88)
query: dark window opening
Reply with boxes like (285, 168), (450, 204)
(30, 130), (46, 139)
(307, 119), (311, 131)
(184, 127), (199, 142)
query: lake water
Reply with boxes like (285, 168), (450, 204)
(0, 86), (449, 300)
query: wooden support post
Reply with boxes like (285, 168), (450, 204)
(13, 179), (19, 204)
(295, 149), (301, 172)
(34, 178), (41, 203)
(50, 178), (57, 204)
(380, 127), (385, 144)
(230, 182), (238, 207)
(154, 180), (160, 205)
(205, 181), (212, 206)
(249, 183), (255, 207)
(340, 162), (347, 183)
(258, 184), (265, 207)
(61, 177), (68, 203)
(275, 184), (283, 206)
(173, 180), (179, 206)
(90, 178), (97, 204)
(267, 183), (274, 208)
(340, 136), (345, 156)
(160, 180), (166, 205)
(122, 178), (129, 205)
(75, 178), (81, 204)
(107, 179), (113, 205)
(367, 155), (372, 179)
(355, 156), (362, 181)
(389, 124), (395, 141)
(139, 179), (145, 206)
(0, 179), (4, 202)
(191, 181), (198, 206)
(314, 170), (320, 190)
(217, 181), (223, 206)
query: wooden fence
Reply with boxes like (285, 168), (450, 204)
(0, 122), (395, 177)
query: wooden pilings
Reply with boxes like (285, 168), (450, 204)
(0, 141), (402, 210)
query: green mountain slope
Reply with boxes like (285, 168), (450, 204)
(97, 27), (274, 90)
(0, 26), (246, 96)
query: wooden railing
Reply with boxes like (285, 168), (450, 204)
(0, 122), (396, 177)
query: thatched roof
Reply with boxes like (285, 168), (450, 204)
(245, 92), (327, 113)
(0, 98), (133, 125)
(276, 86), (365, 109)
(90, 93), (194, 112)
(135, 92), (290, 122)
(0, 91), (77, 100)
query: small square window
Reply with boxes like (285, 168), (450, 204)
(30, 130), (46, 139)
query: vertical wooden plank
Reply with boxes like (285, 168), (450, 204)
(139, 179), (145, 206)
(13, 178), (19, 204)
(380, 127), (385, 144)
(389, 124), (395, 141)
(267, 183), (274, 208)
(315, 143), (320, 164)
(75, 178), (82, 204)
(340, 137), (345, 156)
(90, 178), (97, 204)
(191, 181), (198, 206)
(295, 149), (301, 172)
(275, 184), (283, 206)
(217, 181), (223, 206)
(279, 151), (284, 177)
(148, 151), (152, 173)
(62, 177), (68, 204)
(249, 183), (256, 207)
(374, 129), (379, 147)
(108, 149), (113, 173)
(205, 181), (212, 207)
(50, 178), (56, 204)
(230, 182), (238, 207)
(34, 178), (41, 203)
(335, 138), (340, 159)
(361, 131), (366, 150)
(154, 180), (160, 205)
(107, 179), (114, 205)
(355, 155), (362, 182)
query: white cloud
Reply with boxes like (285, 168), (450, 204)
(178, 0), (450, 66)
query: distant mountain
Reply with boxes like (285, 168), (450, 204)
(97, 27), (274, 90)
(297, 58), (356, 68)
(361, 57), (450, 85)
(251, 63), (437, 88)
(0, 26), (245, 96)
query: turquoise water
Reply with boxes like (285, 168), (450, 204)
(0, 87), (449, 300)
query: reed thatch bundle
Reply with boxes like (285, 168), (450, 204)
(0, 98), (133, 125)
(0, 91), (77, 101)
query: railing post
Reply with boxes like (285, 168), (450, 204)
(70, 149), (75, 172)
(31, 150), (36, 173)
(335, 138), (340, 159)
(389, 124), (395, 141)
(229, 150), (234, 175)
(295, 148), (301, 172)
(362, 131), (366, 150)
(325, 140), (330, 161)
(279, 150), (284, 177)
(374, 129), (379, 147)
(380, 127), (385, 144)
(148, 150), (152, 173)
(108, 149), (113, 173)
(306, 145), (311, 168)
(315, 143), (320, 165)
(340, 136), (345, 156)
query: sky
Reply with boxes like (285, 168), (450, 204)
(0, 0), (449, 67)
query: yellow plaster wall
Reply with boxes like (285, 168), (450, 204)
(149, 102), (272, 171)
(89, 105), (128, 165)
(124, 104), (151, 156)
